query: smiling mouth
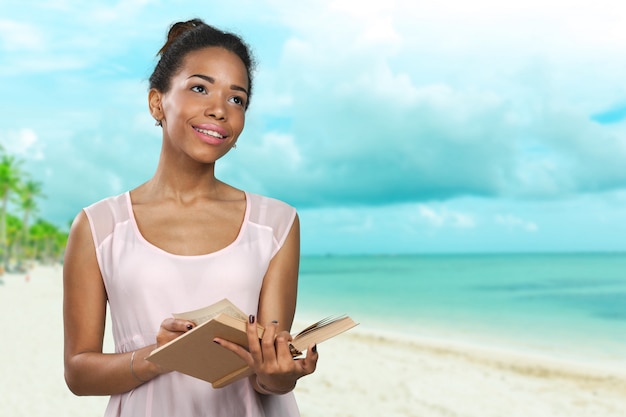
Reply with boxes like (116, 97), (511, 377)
(193, 127), (226, 139)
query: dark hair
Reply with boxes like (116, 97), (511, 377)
(149, 19), (256, 109)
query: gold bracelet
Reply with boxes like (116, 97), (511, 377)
(130, 351), (148, 383)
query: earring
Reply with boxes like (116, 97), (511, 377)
(232, 143), (237, 149)
(154, 119), (162, 127)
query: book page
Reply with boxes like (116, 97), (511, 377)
(295, 315), (348, 337)
(173, 298), (247, 325)
(291, 316), (358, 352)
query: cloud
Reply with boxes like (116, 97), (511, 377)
(240, 63), (626, 206)
(417, 205), (475, 229)
(0, 129), (44, 160)
(0, 1), (166, 77)
(88, 0), (155, 24)
(216, 0), (626, 208)
(495, 214), (538, 232)
(0, 19), (44, 51)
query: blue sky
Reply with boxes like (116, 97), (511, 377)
(2, 0), (626, 255)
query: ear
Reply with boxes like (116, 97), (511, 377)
(148, 88), (164, 120)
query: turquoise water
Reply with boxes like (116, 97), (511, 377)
(296, 253), (626, 364)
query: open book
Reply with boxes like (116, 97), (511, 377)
(145, 299), (358, 388)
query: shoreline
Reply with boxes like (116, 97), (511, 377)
(294, 306), (626, 373)
(2, 265), (625, 417)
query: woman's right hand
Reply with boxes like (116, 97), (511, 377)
(145, 319), (197, 377)
(156, 318), (196, 348)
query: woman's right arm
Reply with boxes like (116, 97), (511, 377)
(63, 210), (162, 395)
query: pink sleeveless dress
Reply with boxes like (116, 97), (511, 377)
(83, 191), (300, 417)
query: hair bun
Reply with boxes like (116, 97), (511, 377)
(157, 19), (206, 56)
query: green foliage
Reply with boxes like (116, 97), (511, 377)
(0, 146), (66, 272)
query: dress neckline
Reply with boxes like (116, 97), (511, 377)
(123, 190), (250, 258)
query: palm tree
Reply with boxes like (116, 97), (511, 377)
(5, 213), (22, 266)
(0, 150), (23, 270)
(15, 179), (44, 270)
(30, 219), (65, 264)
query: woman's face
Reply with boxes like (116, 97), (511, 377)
(152, 46), (249, 164)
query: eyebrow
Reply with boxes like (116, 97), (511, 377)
(189, 74), (249, 96)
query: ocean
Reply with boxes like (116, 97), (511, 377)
(296, 253), (626, 365)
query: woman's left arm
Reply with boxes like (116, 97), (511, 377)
(257, 212), (300, 333)
(215, 214), (319, 394)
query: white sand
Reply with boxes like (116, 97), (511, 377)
(0, 265), (109, 416)
(1, 265), (624, 417)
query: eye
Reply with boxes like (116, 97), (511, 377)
(230, 96), (246, 107)
(191, 85), (207, 94)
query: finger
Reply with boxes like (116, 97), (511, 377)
(162, 318), (195, 332)
(299, 344), (319, 375)
(213, 337), (254, 367)
(274, 330), (294, 359)
(156, 319), (196, 347)
(260, 320), (279, 363)
(275, 330), (293, 343)
(246, 315), (263, 363)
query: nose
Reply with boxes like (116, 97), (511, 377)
(205, 94), (226, 120)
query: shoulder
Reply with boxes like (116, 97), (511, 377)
(82, 192), (131, 244)
(246, 192), (296, 224)
(84, 192), (129, 218)
(246, 192), (295, 212)
(246, 192), (298, 248)
(246, 192), (297, 232)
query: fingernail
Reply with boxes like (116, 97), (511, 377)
(271, 320), (279, 324)
(213, 339), (221, 345)
(249, 315), (255, 324)
(312, 344), (317, 353)
(186, 324), (193, 330)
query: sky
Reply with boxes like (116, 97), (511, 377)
(2, 0), (626, 255)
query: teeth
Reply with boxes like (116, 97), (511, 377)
(195, 127), (225, 139)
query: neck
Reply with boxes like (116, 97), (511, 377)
(146, 149), (223, 203)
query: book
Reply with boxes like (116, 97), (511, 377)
(145, 298), (358, 388)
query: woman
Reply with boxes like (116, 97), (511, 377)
(63, 19), (317, 417)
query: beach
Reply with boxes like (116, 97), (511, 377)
(1, 265), (625, 417)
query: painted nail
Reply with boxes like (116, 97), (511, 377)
(249, 315), (255, 324)
(271, 320), (279, 324)
(186, 324), (193, 330)
(312, 344), (317, 353)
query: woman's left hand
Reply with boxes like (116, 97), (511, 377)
(213, 315), (318, 393)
